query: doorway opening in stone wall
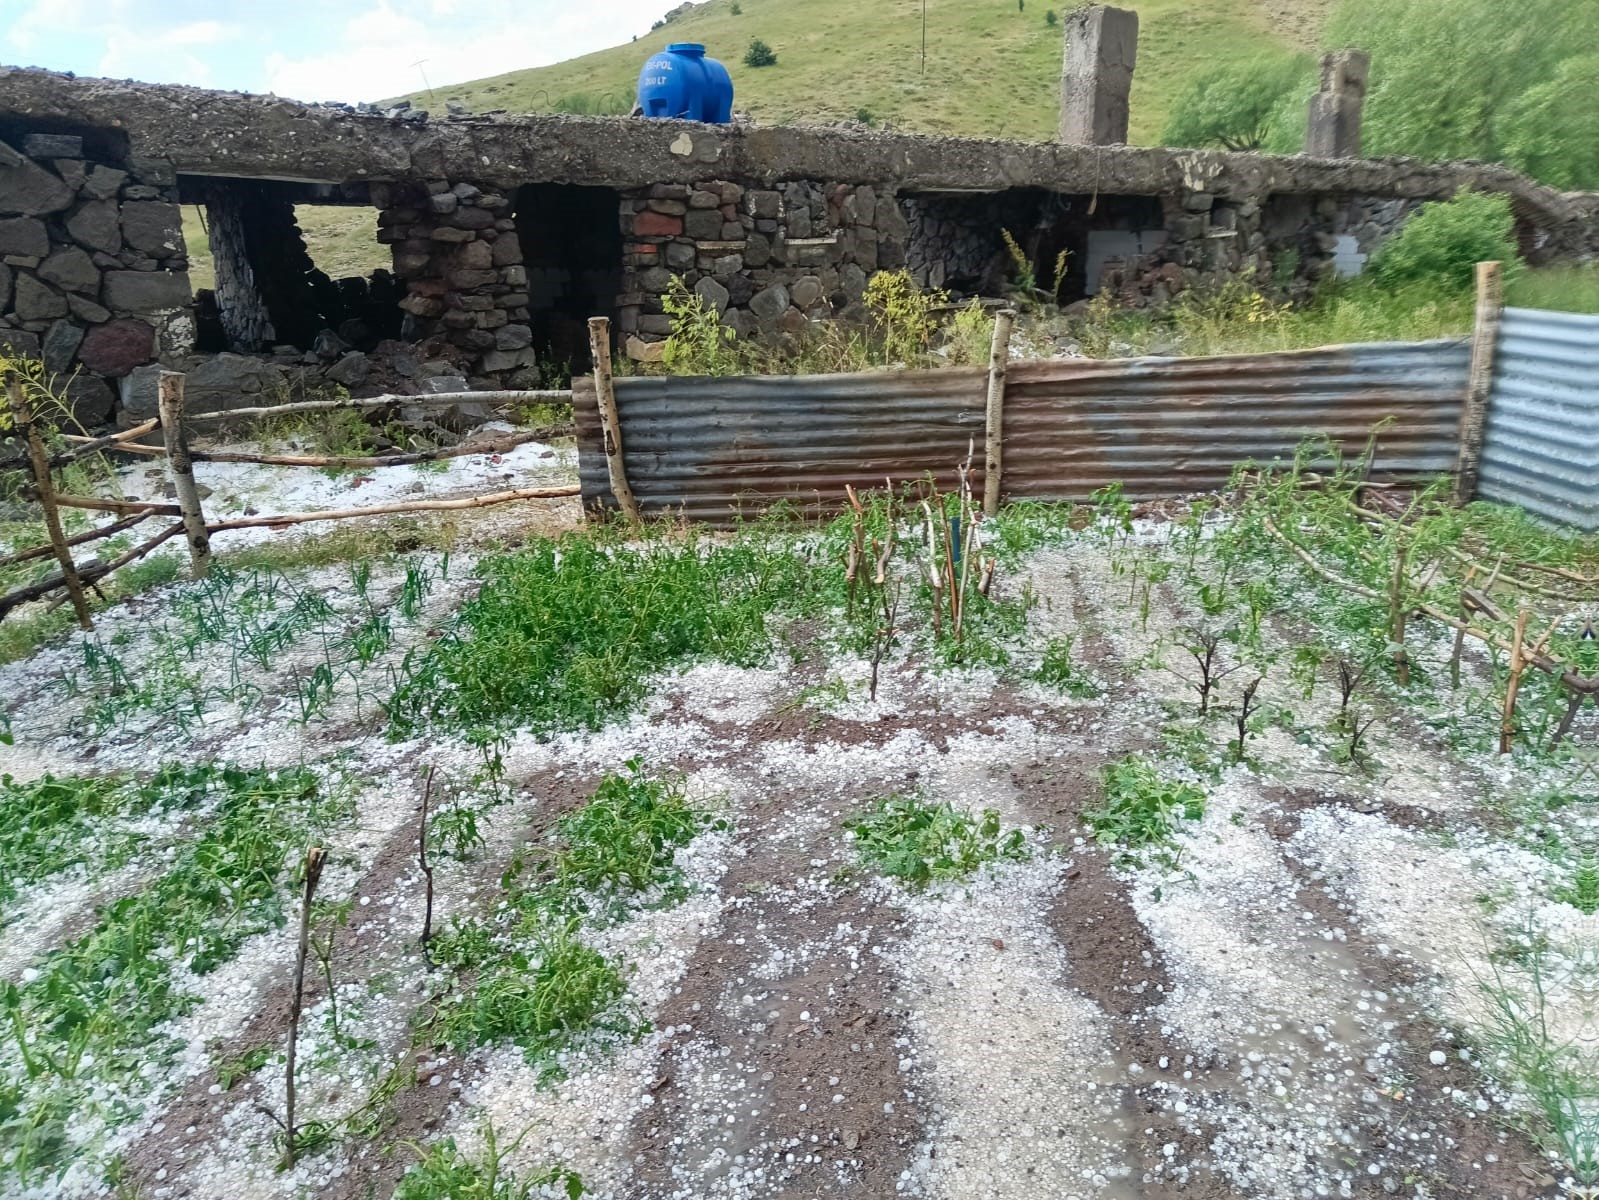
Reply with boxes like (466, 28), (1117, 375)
(177, 177), (399, 361)
(512, 184), (624, 380)
(901, 189), (1165, 306)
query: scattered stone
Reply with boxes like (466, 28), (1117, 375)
(325, 351), (370, 387)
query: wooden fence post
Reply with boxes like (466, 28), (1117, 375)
(1452, 260), (1504, 507)
(6, 375), (94, 630)
(157, 371), (212, 578)
(586, 317), (642, 526)
(982, 308), (1016, 518)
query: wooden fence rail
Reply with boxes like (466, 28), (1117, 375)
(0, 375), (578, 624)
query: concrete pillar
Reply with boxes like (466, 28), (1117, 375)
(1059, 5), (1139, 146)
(1306, 50), (1370, 159)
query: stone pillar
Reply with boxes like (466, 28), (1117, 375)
(382, 181), (531, 381)
(1059, 5), (1139, 146)
(1305, 50), (1370, 159)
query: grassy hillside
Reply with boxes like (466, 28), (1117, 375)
(400, 0), (1335, 146)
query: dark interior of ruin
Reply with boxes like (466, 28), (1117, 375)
(904, 189), (1165, 302)
(513, 184), (623, 373)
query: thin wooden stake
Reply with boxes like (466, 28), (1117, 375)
(1500, 608), (1530, 755)
(157, 372), (212, 579)
(1452, 260), (1504, 506)
(982, 308), (1016, 517)
(419, 766), (436, 953)
(7, 377), (93, 630)
(1388, 538), (1410, 687)
(587, 317), (642, 526)
(285, 846), (326, 1168)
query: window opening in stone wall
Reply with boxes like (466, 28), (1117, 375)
(178, 177), (400, 362)
(902, 189), (1165, 305)
(512, 184), (624, 377)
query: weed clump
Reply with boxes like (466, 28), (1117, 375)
(846, 794), (1029, 887)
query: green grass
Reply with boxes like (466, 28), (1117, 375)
(385, 528), (822, 737)
(395, 0), (1329, 146)
(0, 764), (341, 1186)
(1505, 263), (1599, 314)
(181, 205), (389, 294)
(845, 793), (1029, 886)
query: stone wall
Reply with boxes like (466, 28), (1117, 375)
(375, 180), (536, 384)
(0, 129), (192, 422)
(615, 178), (909, 360)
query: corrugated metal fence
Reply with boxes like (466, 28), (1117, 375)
(576, 340), (1470, 524)
(1477, 307), (1599, 532)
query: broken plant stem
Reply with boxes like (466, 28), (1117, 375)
(419, 766), (436, 953)
(1234, 675), (1263, 763)
(285, 845), (326, 1169)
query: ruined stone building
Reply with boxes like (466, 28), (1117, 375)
(1, 11), (1595, 427)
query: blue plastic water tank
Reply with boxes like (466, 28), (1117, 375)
(637, 43), (734, 123)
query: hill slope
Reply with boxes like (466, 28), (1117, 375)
(401, 0), (1335, 146)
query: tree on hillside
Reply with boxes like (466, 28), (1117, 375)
(1329, 0), (1599, 187)
(1499, 55), (1599, 191)
(744, 38), (778, 68)
(1161, 54), (1315, 153)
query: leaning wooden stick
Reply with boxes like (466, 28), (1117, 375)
(6, 376), (93, 630)
(157, 371), (213, 579)
(587, 317), (642, 525)
(284, 846), (326, 1168)
(1499, 609), (1531, 755)
(202, 484), (580, 532)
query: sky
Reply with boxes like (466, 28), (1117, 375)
(0, 0), (681, 103)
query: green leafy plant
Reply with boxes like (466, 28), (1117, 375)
(863, 269), (947, 365)
(846, 794), (1028, 887)
(395, 1124), (584, 1200)
(1085, 756), (1207, 851)
(1033, 634), (1100, 698)
(661, 276), (744, 376)
(1000, 228), (1037, 293)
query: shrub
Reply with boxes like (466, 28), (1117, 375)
(730, 0), (742, 11)
(1367, 191), (1524, 292)
(1046, 9), (1058, 25)
(863, 269), (946, 365)
(744, 38), (778, 68)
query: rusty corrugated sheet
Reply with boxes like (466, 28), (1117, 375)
(1477, 307), (1599, 532)
(576, 368), (988, 523)
(1003, 340), (1470, 501)
(577, 340), (1470, 524)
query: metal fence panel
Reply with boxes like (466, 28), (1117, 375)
(1478, 307), (1599, 532)
(577, 340), (1470, 524)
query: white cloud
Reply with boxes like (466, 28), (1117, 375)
(96, 19), (239, 87)
(262, 0), (676, 103)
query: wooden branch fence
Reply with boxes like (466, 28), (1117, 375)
(0, 374), (577, 628)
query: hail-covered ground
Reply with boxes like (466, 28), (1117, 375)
(0, 485), (1574, 1200)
